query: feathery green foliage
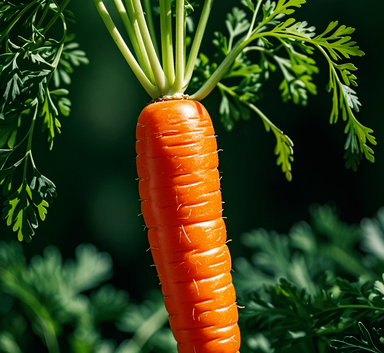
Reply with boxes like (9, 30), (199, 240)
(235, 205), (384, 353)
(0, 0), (88, 241)
(1, 205), (384, 352)
(0, 241), (174, 353)
(191, 0), (372, 181)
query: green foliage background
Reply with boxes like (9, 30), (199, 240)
(0, 0), (384, 351)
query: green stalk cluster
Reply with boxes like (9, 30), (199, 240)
(91, 0), (279, 100)
(92, 0), (240, 99)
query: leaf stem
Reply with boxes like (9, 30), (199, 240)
(142, 0), (159, 56)
(190, 35), (249, 100)
(313, 304), (384, 316)
(93, 0), (159, 98)
(248, 101), (284, 135)
(37, 0), (53, 29)
(114, 0), (155, 83)
(217, 81), (293, 180)
(252, 2), (284, 35)
(0, 0), (40, 45)
(26, 102), (38, 165)
(191, 30), (330, 101)
(40, 317), (61, 353)
(248, 101), (294, 181)
(184, 0), (214, 89)
(0, 268), (61, 353)
(131, 0), (168, 94)
(170, 0), (185, 95)
(246, 0), (263, 39)
(159, 0), (175, 85)
(122, 305), (169, 353)
(41, 0), (71, 35)
(22, 103), (38, 184)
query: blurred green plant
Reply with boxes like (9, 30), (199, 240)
(235, 204), (384, 353)
(1, 205), (384, 353)
(0, 242), (175, 353)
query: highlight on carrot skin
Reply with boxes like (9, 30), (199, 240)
(136, 99), (241, 353)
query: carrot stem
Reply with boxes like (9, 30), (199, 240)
(170, 0), (185, 94)
(160, 0), (175, 85)
(123, 0), (156, 84)
(190, 36), (248, 101)
(131, 0), (168, 94)
(114, 0), (155, 83)
(93, 0), (159, 97)
(142, 0), (159, 56)
(184, 0), (214, 90)
(191, 30), (317, 101)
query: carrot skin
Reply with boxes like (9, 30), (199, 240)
(136, 100), (240, 353)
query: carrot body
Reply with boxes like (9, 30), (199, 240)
(136, 99), (240, 353)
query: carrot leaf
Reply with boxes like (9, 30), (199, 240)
(0, 241), (129, 351)
(54, 42), (89, 87)
(331, 322), (384, 352)
(2, 168), (58, 242)
(190, 1), (373, 179)
(239, 277), (384, 352)
(265, 17), (374, 170)
(260, 0), (306, 26)
(191, 5), (302, 180)
(226, 7), (250, 51)
(0, 0), (87, 241)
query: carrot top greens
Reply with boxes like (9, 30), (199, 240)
(86, 0), (377, 179)
(0, 0), (376, 241)
(0, 0), (88, 241)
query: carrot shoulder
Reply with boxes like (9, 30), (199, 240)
(136, 99), (240, 353)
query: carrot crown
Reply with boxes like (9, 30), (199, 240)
(93, 0), (215, 99)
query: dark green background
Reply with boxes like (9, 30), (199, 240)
(1, 0), (383, 300)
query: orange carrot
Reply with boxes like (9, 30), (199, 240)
(136, 99), (240, 353)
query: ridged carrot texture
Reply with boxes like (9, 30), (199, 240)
(136, 99), (240, 353)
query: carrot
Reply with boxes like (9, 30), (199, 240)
(136, 99), (240, 353)
(88, 1), (372, 352)
(0, 3), (372, 353)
